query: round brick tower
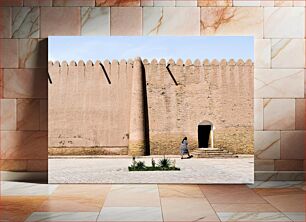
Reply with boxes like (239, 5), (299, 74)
(128, 57), (147, 156)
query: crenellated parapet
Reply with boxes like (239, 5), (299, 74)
(48, 58), (253, 68)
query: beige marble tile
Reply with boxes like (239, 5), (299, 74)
(96, 0), (140, 6)
(254, 131), (280, 159)
(110, 7), (142, 35)
(255, 69), (304, 98)
(198, 0), (232, 6)
(274, 0), (293, 6)
(40, 99), (47, 130)
(81, 7), (110, 36)
(17, 99), (40, 130)
(264, 7), (305, 38)
(27, 159), (48, 171)
(176, 0), (197, 6)
(1, 181), (58, 195)
(141, 0), (153, 6)
(293, 0), (305, 6)
(254, 99), (263, 130)
(280, 130), (304, 159)
(255, 188), (304, 196)
(254, 159), (275, 171)
(283, 212), (305, 222)
(0, 196), (47, 221)
(200, 7), (263, 37)
(271, 39), (304, 68)
(24, 0), (52, 6)
(26, 212), (99, 221)
(199, 185), (266, 204)
(103, 184), (160, 207)
(212, 203), (278, 212)
(255, 171), (304, 181)
(233, 0), (260, 6)
(0, 99), (16, 130)
(0, 7), (11, 38)
(217, 212), (291, 221)
(12, 7), (39, 38)
(0, 131), (47, 159)
(38, 196), (104, 212)
(53, 0), (95, 6)
(98, 207), (163, 221)
(41, 7), (80, 38)
(295, 99), (304, 130)
(158, 184), (204, 198)
(153, 0), (175, 6)
(161, 197), (219, 221)
(249, 181), (304, 188)
(263, 99), (295, 130)
(52, 184), (111, 199)
(3, 69), (48, 99)
(0, 0), (23, 6)
(143, 7), (200, 35)
(0, 39), (18, 68)
(19, 39), (48, 68)
(275, 160), (304, 171)
(260, 0), (274, 6)
(254, 39), (271, 68)
(256, 188), (305, 212)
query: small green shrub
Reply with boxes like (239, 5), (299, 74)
(128, 156), (180, 171)
(129, 157), (146, 170)
(135, 161), (146, 170)
(158, 156), (171, 169)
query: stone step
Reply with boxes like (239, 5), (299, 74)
(193, 154), (238, 158)
(192, 150), (229, 154)
(192, 152), (233, 155)
(191, 148), (237, 158)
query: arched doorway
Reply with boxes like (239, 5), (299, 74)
(198, 121), (213, 148)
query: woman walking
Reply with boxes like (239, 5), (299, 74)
(180, 137), (193, 159)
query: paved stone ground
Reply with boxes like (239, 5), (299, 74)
(48, 156), (254, 184)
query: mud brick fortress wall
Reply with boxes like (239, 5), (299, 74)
(48, 60), (134, 155)
(48, 59), (254, 156)
(144, 59), (253, 155)
(0, 0), (304, 181)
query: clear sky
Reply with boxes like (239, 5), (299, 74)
(48, 36), (253, 62)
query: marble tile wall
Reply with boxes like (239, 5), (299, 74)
(0, 7), (11, 38)
(40, 7), (80, 37)
(23, 0), (52, 6)
(0, 0), (304, 180)
(12, 7), (39, 38)
(81, 7), (110, 35)
(110, 7), (142, 35)
(16, 99), (40, 130)
(143, 7), (200, 35)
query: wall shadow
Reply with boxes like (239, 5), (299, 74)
(6, 39), (48, 183)
(141, 61), (150, 156)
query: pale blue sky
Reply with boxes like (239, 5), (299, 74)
(48, 36), (253, 62)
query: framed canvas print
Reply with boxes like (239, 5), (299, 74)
(48, 36), (254, 183)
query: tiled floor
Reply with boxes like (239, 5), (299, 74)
(0, 181), (305, 221)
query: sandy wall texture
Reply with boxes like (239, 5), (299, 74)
(0, 0), (304, 181)
(48, 58), (254, 155)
